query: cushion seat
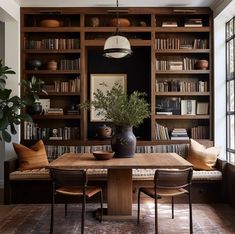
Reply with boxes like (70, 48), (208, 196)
(9, 168), (222, 181)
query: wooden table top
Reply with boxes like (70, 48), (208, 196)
(49, 153), (192, 169)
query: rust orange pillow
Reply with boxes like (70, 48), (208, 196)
(187, 139), (220, 170)
(13, 140), (49, 171)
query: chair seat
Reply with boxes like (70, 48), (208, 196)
(56, 186), (102, 198)
(140, 187), (188, 197)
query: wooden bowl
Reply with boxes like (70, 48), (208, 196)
(93, 151), (114, 160)
(109, 18), (131, 27)
(39, 19), (60, 28)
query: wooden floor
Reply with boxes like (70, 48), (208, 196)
(1, 189), (235, 233)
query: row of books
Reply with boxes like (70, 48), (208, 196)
(60, 58), (80, 70)
(156, 58), (199, 71)
(24, 38), (80, 50)
(156, 80), (208, 92)
(23, 122), (80, 140)
(155, 124), (208, 140)
(191, 126), (209, 139)
(45, 144), (188, 161)
(45, 108), (64, 115)
(155, 38), (208, 50)
(162, 18), (203, 27)
(43, 77), (80, 93)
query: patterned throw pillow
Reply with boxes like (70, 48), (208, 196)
(187, 139), (220, 170)
(13, 140), (49, 171)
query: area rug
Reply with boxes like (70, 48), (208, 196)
(0, 203), (235, 234)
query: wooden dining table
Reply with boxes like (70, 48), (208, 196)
(49, 152), (192, 219)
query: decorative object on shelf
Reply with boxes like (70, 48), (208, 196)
(103, 0), (132, 58)
(92, 151), (114, 160)
(27, 59), (42, 70)
(195, 59), (209, 70)
(0, 60), (32, 142)
(21, 75), (48, 115)
(109, 18), (131, 27)
(39, 19), (60, 28)
(47, 60), (58, 70)
(83, 82), (150, 157)
(139, 21), (147, 27)
(96, 125), (112, 138)
(90, 17), (100, 27)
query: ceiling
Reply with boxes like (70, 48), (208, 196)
(18, 0), (221, 8)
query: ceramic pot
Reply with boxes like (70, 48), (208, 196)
(195, 60), (209, 70)
(109, 18), (131, 27)
(47, 60), (58, 70)
(111, 125), (136, 158)
(90, 17), (100, 27)
(27, 59), (42, 70)
(97, 125), (112, 138)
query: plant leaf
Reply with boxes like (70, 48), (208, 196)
(2, 129), (11, 142)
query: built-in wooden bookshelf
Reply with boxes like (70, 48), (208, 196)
(20, 7), (213, 145)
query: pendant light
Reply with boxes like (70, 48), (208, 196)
(103, 0), (132, 59)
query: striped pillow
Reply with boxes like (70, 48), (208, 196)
(13, 140), (49, 171)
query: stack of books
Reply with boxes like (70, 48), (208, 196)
(184, 19), (203, 27)
(155, 123), (170, 140)
(162, 21), (178, 27)
(45, 108), (64, 115)
(171, 128), (189, 140)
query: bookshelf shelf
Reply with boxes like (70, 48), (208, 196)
(32, 115), (80, 120)
(25, 70), (80, 74)
(155, 70), (210, 74)
(155, 115), (210, 120)
(155, 92), (210, 96)
(25, 49), (81, 54)
(155, 49), (210, 54)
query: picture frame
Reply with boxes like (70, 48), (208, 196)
(181, 99), (196, 115)
(90, 74), (127, 122)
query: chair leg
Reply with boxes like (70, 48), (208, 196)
(155, 193), (158, 234)
(189, 192), (193, 234)
(171, 196), (174, 219)
(137, 189), (141, 224)
(81, 194), (86, 234)
(100, 190), (103, 223)
(65, 198), (67, 217)
(50, 187), (55, 234)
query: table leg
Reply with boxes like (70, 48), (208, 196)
(107, 169), (132, 216)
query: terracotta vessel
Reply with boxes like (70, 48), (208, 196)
(195, 60), (209, 70)
(39, 19), (60, 28)
(109, 18), (131, 27)
(47, 60), (58, 70)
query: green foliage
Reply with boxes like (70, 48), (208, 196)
(88, 83), (150, 127)
(0, 59), (32, 142)
(21, 75), (48, 106)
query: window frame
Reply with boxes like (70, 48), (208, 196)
(226, 17), (235, 164)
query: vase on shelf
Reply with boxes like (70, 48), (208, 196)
(111, 125), (136, 158)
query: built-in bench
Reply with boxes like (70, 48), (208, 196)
(4, 141), (226, 204)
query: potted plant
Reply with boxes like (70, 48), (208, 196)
(86, 83), (150, 157)
(21, 75), (48, 114)
(0, 60), (32, 142)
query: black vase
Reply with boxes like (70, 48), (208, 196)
(111, 125), (136, 158)
(27, 102), (42, 115)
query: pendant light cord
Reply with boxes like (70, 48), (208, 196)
(116, 0), (119, 34)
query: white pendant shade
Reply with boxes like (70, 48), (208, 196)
(103, 35), (132, 58)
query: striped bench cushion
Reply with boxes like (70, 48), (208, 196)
(9, 168), (222, 181)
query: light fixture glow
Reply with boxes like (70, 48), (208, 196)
(103, 0), (132, 59)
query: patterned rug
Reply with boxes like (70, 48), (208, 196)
(0, 203), (235, 234)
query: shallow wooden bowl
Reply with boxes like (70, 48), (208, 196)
(39, 19), (60, 28)
(93, 151), (114, 160)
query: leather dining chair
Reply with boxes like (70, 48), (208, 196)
(49, 168), (103, 234)
(137, 167), (193, 234)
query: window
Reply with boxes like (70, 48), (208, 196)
(226, 17), (235, 163)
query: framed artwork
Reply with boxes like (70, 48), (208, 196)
(181, 100), (196, 115)
(90, 74), (127, 122)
